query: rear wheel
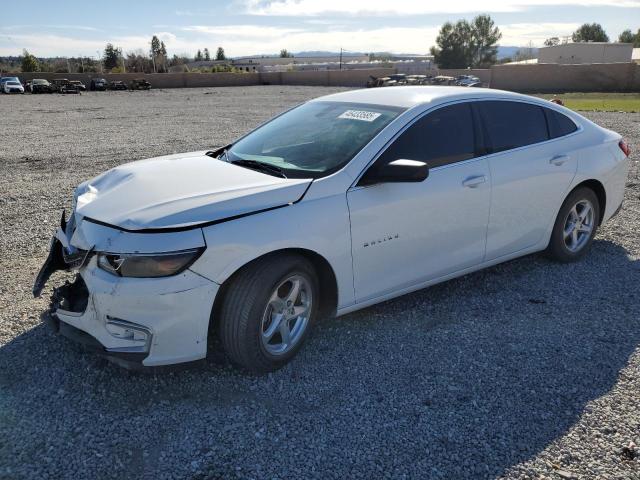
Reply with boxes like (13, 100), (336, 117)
(547, 187), (600, 262)
(217, 254), (319, 373)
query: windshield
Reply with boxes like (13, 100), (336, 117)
(226, 101), (404, 178)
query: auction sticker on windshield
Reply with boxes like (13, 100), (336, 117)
(338, 110), (382, 122)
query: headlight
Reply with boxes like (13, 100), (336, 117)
(97, 248), (204, 278)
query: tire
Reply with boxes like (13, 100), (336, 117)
(547, 187), (600, 263)
(217, 253), (319, 373)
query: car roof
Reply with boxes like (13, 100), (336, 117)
(312, 86), (536, 109)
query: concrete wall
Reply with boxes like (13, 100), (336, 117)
(538, 43), (633, 65)
(260, 68), (395, 87)
(490, 62), (640, 92)
(16, 68), (395, 89)
(16, 72), (261, 88)
(14, 64), (640, 92)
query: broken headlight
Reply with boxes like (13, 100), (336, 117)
(97, 248), (204, 278)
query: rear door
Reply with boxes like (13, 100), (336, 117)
(475, 101), (578, 260)
(347, 102), (491, 302)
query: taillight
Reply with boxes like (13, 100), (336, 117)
(619, 140), (630, 157)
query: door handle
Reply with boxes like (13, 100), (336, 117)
(462, 175), (487, 188)
(549, 154), (569, 166)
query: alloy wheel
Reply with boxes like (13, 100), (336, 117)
(260, 274), (313, 356)
(563, 199), (595, 253)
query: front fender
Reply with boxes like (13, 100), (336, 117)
(191, 194), (355, 310)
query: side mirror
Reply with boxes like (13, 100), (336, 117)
(359, 159), (429, 186)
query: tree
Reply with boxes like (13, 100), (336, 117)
(572, 23), (609, 42)
(618, 28), (640, 46)
(126, 49), (153, 73)
(215, 47), (226, 60)
(544, 37), (560, 47)
(430, 15), (501, 69)
(195, 49), (203, 61)
(279, 49), (293, 58)
(204, 48), (210, 60)
(430, 21), (471, 69)
(618, 29), (634, 43)
(21, 50), (39, 72)
(103, 43), (122, 71)
(470, 14), (501, 67)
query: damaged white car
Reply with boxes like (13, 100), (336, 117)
(34, 87), (630, 372)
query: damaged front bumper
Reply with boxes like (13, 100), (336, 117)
(34, 212), (219, 369)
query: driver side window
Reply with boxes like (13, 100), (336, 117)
(376, 102), (476, 169)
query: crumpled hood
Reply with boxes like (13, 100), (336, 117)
(74, 151), (311, 230)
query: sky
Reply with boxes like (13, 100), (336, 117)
(1, 0), (638, 58)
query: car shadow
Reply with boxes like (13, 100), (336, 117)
(0, 239), (638, 479)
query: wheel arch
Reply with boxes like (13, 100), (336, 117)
(571, 179), (606, 225)
(209, 248), (339, 336)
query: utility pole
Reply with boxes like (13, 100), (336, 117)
(339, 48), (343, 70)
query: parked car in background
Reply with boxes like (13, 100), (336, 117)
(69, 80), (87, 91)
(108, 80), (127, 91)
(405, 75), (429, 85)
(1, 76), (22, 93)
(431, 75), (456, 85)
(130, 78), (151, 90)
(34, 87), (630, 373)
(388, 73), (408, 85)
(2, 80), (24, 94)
(51, 79), (79, 94)
(456, 75), (481, 87)
(90, 78), (108, 91)
(367, 76), (397, 88)
(29, 79), (53, 93)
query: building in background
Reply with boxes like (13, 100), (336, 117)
(538, 43), (633, 64)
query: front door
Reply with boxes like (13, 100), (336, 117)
(347, 102), (491, 303)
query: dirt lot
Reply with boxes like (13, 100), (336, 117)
(0, 87), (639, 480)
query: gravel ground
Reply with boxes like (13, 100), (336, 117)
(0, 87), (639, 480)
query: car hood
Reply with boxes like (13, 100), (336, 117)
(73, 151), (312, 231)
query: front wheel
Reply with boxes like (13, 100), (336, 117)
(217, 254), (319, 373)
(547, 187), (600, 262)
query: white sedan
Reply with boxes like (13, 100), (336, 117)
(2, 80), (24, 94)
(34, 87), (630, 372)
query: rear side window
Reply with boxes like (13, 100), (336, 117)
(543, 108), (578, 138)
(477, 101), (548, 153)
(377, 103), (475, 169)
